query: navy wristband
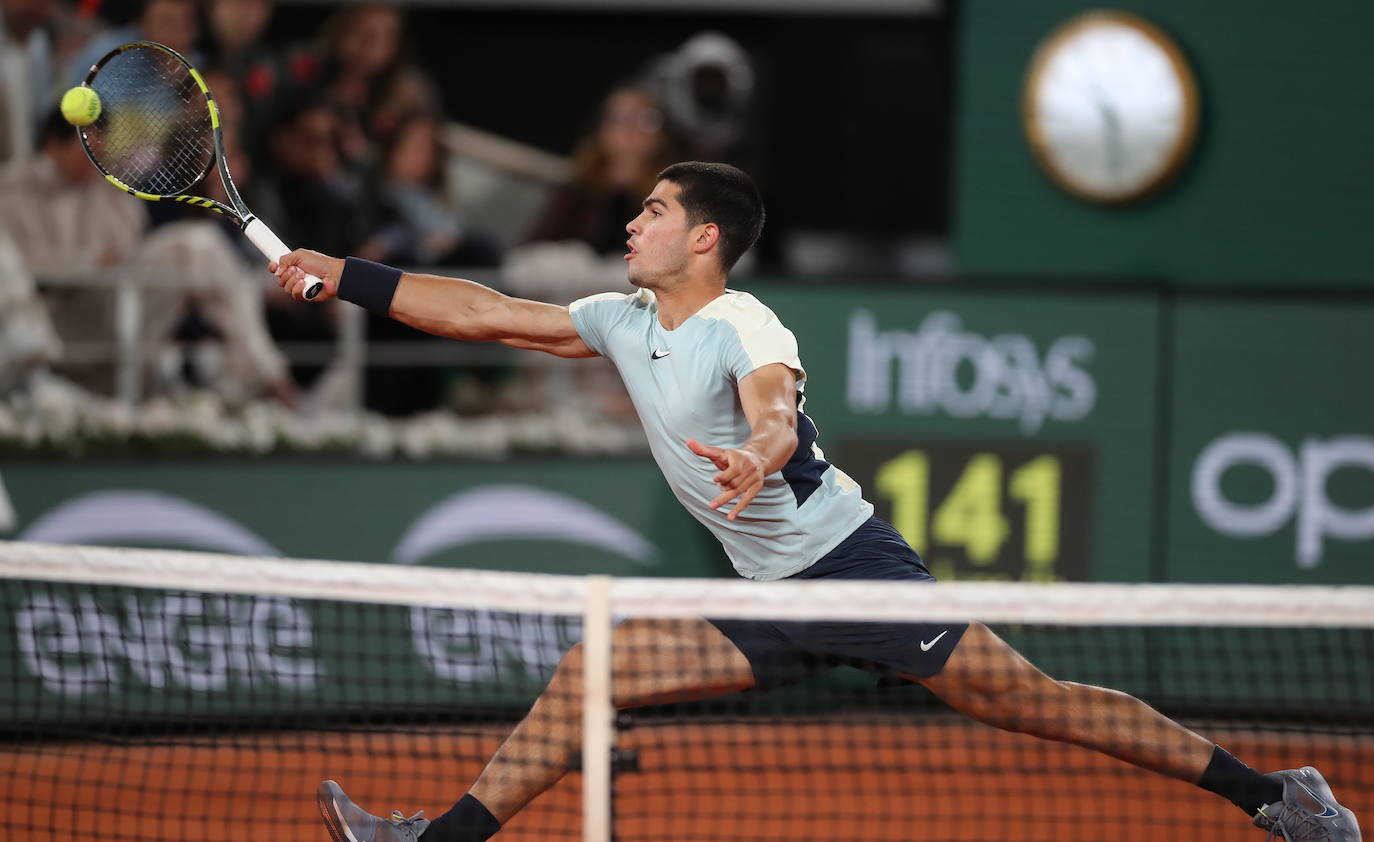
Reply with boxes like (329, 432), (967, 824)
(337, 257), (402, 317)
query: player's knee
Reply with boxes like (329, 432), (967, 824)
(958, 652), (1049, 701)
(952, 665), (1068, 731)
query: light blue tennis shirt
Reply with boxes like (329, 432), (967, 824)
(569, 288), (874, 580)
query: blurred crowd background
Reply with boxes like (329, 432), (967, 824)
(0, 0), (950, 422)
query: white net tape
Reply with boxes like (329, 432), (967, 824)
(2, 540), (1371, 627)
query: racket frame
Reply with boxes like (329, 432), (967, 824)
(78, 41), (323, 299)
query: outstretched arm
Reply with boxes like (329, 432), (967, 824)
(271, 250), (597, 359)
(686, 362), (799, 519)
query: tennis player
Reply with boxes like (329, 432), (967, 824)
(273, 162), (1361, 842)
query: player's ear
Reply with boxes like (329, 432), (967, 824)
(693, 223), (720, 256)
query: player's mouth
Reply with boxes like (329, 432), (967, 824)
(625, 241), (637, 260)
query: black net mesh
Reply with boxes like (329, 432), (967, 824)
(0, 544), (1370, 842)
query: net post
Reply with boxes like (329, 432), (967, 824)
(581, 575), (613, 842)
(337, 305), (367, 412)
(113, 273), (142, 407)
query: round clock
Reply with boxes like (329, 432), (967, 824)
(1023, 10), (1200, 203)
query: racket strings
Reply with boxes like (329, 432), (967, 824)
(83, 46), (216, 196)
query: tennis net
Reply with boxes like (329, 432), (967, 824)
(1, 540), (1371, 842)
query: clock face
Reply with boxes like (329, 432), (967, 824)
(1023, 11), (1199, 203)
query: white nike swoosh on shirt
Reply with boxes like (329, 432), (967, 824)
(651, 348), (671, 359)
(920, 630), (948, 651)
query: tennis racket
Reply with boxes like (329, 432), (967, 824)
(76, 40), (324, 299)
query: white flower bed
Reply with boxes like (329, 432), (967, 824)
(0, 388), (647, 459)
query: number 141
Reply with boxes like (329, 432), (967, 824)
(874, 451), (1061, 580)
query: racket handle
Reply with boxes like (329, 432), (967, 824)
(244, 217), (325, 300)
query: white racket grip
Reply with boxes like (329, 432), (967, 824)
(244, 217), (325, 300)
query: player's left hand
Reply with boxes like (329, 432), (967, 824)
(686, 438), (765, 520)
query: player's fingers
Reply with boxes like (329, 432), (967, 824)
(713, 458), (744, 486)
(271, 251), (312, 287)
(686, 438), (729, 469)
(707, 485), (739, 511)
(725, 449), (765, 482)
(726, 483), (763, 520)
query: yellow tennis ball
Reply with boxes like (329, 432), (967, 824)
(60, 86), (101, 126)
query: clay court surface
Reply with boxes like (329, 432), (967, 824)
(4, 716), (1371, 841)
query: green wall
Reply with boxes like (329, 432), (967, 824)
(760, 284), (1161, 583)
(1164, 300), (1374, 582)
(0, 459), (728, 577)
(954, 0), (1374, 286)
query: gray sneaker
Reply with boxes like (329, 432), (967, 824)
(317, 780), (430, 842)
(1253, 767), (1362, 841)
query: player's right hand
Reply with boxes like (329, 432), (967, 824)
(687, 438), (767, 520)
(270, 249), (344, 302)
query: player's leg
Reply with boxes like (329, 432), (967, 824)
(467, 617), (756, 821)
(916, 622), (1214, 779)
(318, 617), (756, 842)
(914, 622), (1361, 840)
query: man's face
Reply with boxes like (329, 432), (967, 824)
(1, 0), (55, 37)
(273, 108), (339, 182)
(337, 7), (400, 77)
(209, 0), (272, 52)
(624, 180), (694, 290)
(141, 0), (197, 54)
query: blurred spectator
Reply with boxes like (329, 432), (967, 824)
(0, 109), (293, 405)
(356, 112), (509, 418)
(0, 0), (53, 163)
(524, 84), (677, 260)
(0, 229), (62, 393)
(143, 66), (286, 388)
(64, 0), (199, 88)
(640, 31), (779, 271)
(374, 111), (501, 268)
(643, 31), (759, 170)
(252, 94), (380, 392)
(505, 84), (676, 424)
(0, 0), (80, 164)
(311, 3), (439, 169)
(200, 0), (271, 73)
(254, 93), (381, 260)
(197, 0), (275, 147)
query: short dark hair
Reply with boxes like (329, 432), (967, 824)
(657, 161), (764, 271)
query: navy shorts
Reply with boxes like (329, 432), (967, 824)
(708, 517), (968, 691)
